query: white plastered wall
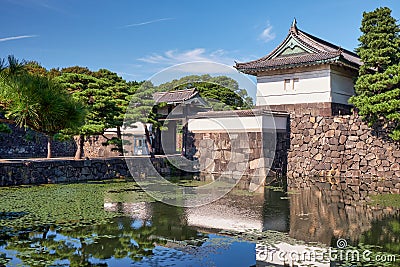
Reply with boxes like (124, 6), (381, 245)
(330, 66), (355, 105)
(255, 65), (355, 107)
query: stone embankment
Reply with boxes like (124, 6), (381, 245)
(0, 157), (177, 186)
(288, 114), (400, 196)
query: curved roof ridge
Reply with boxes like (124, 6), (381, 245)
(235, 28), (327, 67)
(297, 29), (359, 57)
(234, 22), (361, 74)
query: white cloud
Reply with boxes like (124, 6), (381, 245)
(259, 22), (275, 43)
(133, 49), (261, 88)
(117, 71), (141, 77)
(129, 50), (258, 98)
(0, 35), (37, 42)
(123, 18), (174, 28)
(138, 48), (234, 65)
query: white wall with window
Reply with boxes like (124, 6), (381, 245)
(255, 65), (355, 107)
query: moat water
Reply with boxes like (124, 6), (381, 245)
(0, 178), (399, 266)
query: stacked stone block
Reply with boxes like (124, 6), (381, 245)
(288, 114), (400, 196)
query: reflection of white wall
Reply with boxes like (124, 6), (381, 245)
(256, 65), (355, 106)
(103, 199), (266, 233)
(104, 202), (152, 220)
(104, 201), (330, 266)
(186, 204), (263, 232)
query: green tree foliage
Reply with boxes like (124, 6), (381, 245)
(124, 75), (253, 156)
(54, 68), (139, 158)
(124, 81), (161, 156)
(349, 7), (400, 140)
(0, 56), (86, 158)
(24, 61), (48, 77)
(158, 74), (253, 110)
(61, 66), (94, 75)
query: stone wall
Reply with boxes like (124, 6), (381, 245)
(0, 125), (76, 158)
(0, 123), (120, 159)
(267, 102), (352, 117)
(0, 157), (176, 187)
(83, 134), (121, 158)
(288, 113), (400, 195)
(189, 131), (289, 188)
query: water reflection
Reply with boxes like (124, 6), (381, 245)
(359, 216), (400, 255)
(105, 185), (399, 250)
(1, 217), (163, 266)
(288, 186), (400, 246)
(0, 180), (399, 266)
(104, 186), (399, 266)
(105, 189), (289, 234)
(0, 216), (256, 267)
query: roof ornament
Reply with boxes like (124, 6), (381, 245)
(335, 46), (343, 57)
(291, 18), (298, 34)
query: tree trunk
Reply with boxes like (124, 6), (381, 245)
(116, 126), (122, 139)
(182, 124), (187, 157)
(116, 126), (123, 155)
(47, 135), (52, 158)
(74, 134), (84, 159)
(143, 123), (154, 158)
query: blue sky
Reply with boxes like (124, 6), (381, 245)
(1, 0), (399, 90)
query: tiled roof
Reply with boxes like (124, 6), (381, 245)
(235, 22), (361, 74)
(153, 88), (199, 104)
(190, 107), (288, 118)
(236, 51), (342, 71)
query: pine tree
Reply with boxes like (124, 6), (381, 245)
(349, 7), (400, 140)
(124, 81), (161, 157)
(54, 69), (136, 158)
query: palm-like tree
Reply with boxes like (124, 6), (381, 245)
(0, 55), (86, 158)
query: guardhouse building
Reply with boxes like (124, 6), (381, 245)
(235, 20), (361, 116)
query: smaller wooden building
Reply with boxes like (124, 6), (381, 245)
(125, 88), (209, 156)
(153, 88), (210, 155)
